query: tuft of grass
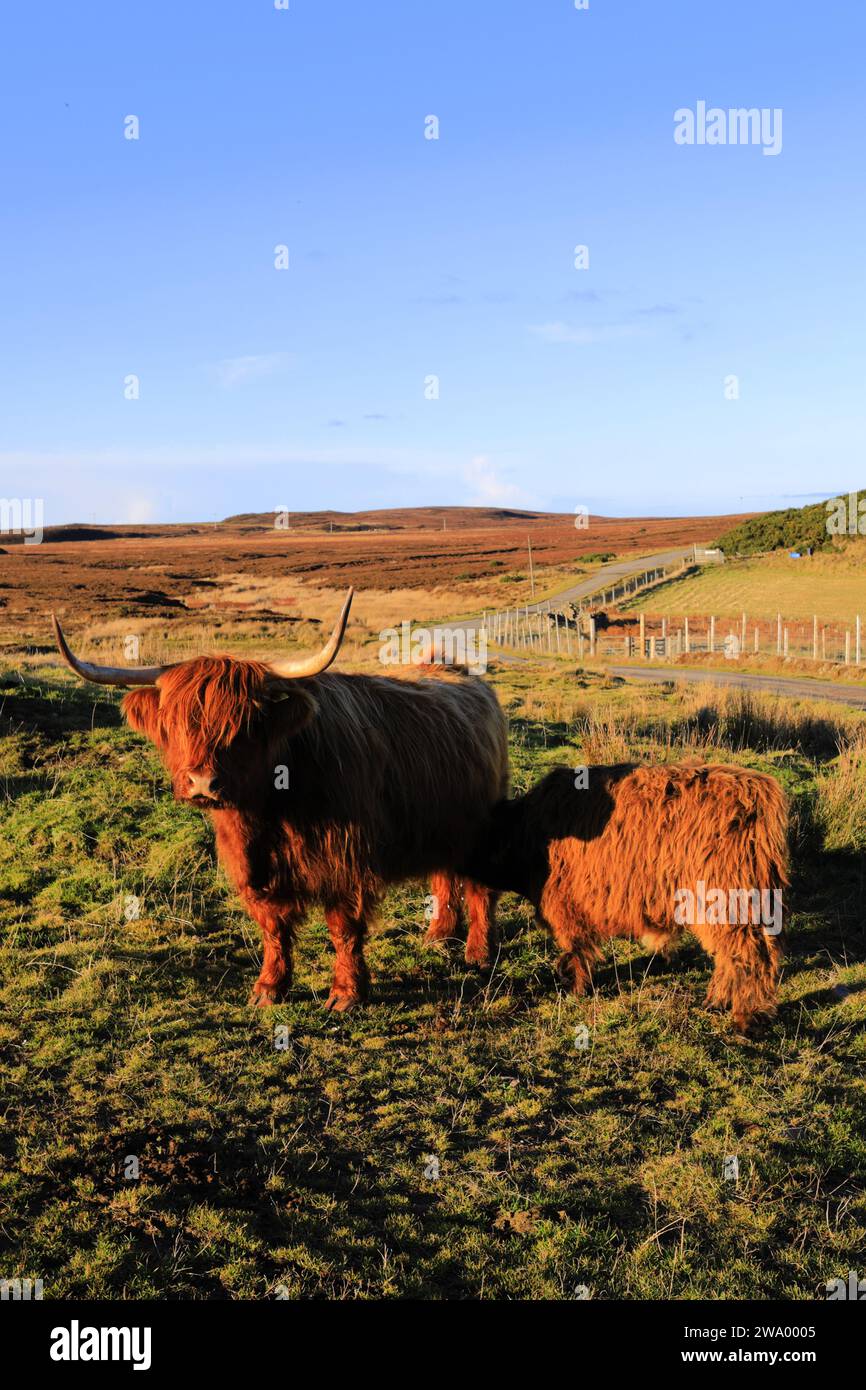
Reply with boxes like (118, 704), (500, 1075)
(815, 732), (866, 852)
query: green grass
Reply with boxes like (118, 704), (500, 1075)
(622, 549), (866, 625)
(2, 668), (866, 1299)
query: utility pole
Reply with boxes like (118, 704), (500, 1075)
(527, 535), (535, 598)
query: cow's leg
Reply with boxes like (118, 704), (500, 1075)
(424, 871), (463, 944)
(464, 881), (499, 968)
(243, 895), (302, 1007)
(324, 907), (371, 1012)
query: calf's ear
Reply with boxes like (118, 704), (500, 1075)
(122, 688), (162, 743)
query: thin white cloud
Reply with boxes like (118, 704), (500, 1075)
(463, 454), (529, 506)
(123, 494), (158, 523)
(528, 321), (646, 345)
(211, 352), (293, 387)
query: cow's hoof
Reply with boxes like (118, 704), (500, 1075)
(250, 984), (288, 1007)
(323, 989), (365, 1013)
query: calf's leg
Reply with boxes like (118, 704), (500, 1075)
(543, 898), (602, 995)
(693, 921), (781, 1032)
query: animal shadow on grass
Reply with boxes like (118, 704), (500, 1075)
(2, 673), (123, 735)
(669, 704), (848, 761)
(783, 845), (866, 1019)
(44, 1113), (451, 1298)
(1, 676), (123, 799)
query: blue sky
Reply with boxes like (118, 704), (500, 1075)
(1, 0), (864, 524)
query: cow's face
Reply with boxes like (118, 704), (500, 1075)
(123, 657), (317, 811)
(51, 589), (353, 809)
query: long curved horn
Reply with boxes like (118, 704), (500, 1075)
(52, 614), (171, 686)
(266, 587), (354, 679)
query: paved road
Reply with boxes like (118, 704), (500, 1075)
(450, 547), (866, 708)
(453, 546), (694, 631)
(608, 664), (866, 709)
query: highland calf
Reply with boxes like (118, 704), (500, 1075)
(460, 762), (789, 1031)
(52, 590), (509, 1009)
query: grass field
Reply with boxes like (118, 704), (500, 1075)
(3, 658), (865, 1300)
(623, 548), (866, 625)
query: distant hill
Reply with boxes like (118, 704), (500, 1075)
(220, 506), (565, 533)
(713, 493), (863, 556)
(1, 503), (756, 549)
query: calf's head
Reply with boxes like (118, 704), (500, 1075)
(52, 589), (353, 811)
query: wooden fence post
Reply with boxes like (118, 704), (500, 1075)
(639, 612), (646, 657)
(813, 615), (818, 661)
(709, 616), (715, 653)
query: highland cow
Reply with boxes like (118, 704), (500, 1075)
(52, 590), (508, 1010)
(460, 762), (789, 1031)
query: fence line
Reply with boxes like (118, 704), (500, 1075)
(480, 606), (864, 670)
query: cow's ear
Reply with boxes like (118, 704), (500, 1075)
(122, 688), (162, 743)
(265, 683), (318, 735)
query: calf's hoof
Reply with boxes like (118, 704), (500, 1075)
(555, 952), (588, 996)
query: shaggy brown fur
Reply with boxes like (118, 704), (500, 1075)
(123, 660), (508, 1008)
(460, 762), (789, 1032)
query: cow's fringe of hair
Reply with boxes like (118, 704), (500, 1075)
(155, 656), (272, 748)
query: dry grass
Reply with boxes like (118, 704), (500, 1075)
(815, 731), (866, 851)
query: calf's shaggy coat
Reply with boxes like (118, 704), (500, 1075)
(460, 762), (789, 1031)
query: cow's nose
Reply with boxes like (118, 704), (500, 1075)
(187, 771), (219, 800)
